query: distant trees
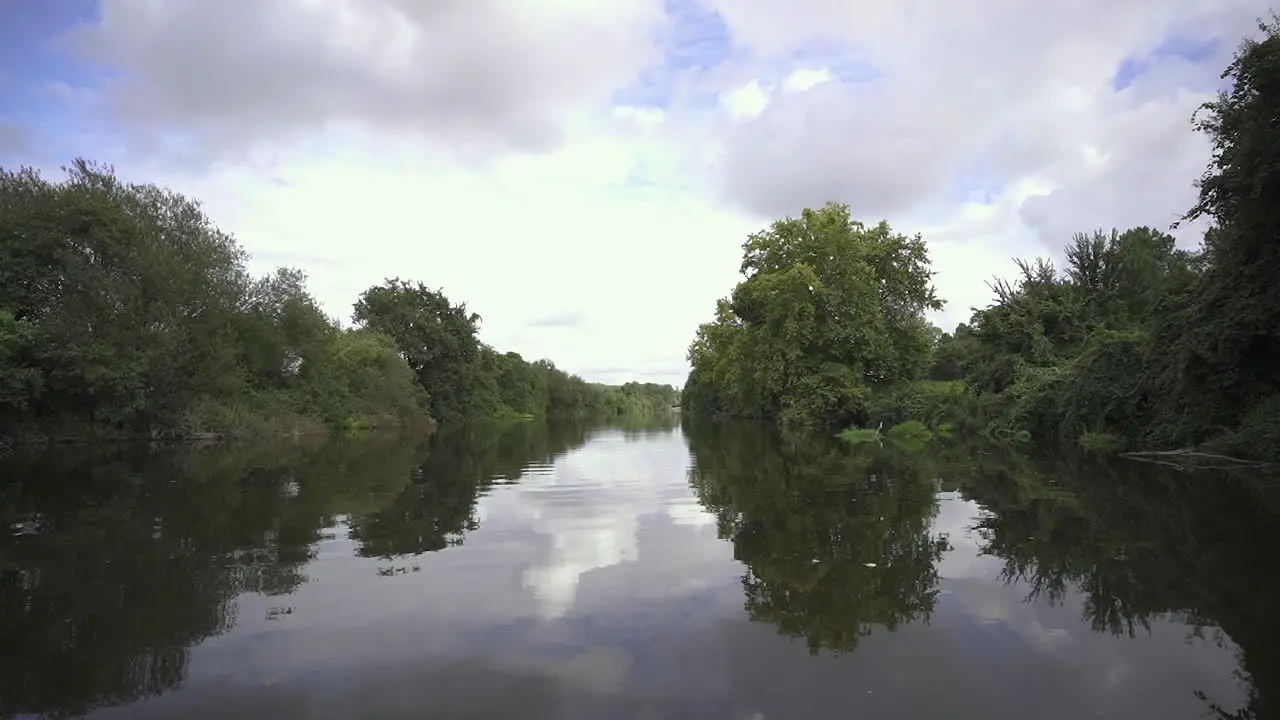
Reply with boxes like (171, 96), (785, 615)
(348, 279), (679, 422)
(0, 162), (675, 442)
(684, 19), (1280, 459)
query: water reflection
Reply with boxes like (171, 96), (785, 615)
(0, 420), (593, 719)
(957, 450), (1279, 720)
(686, 420), (950, 653)
(0, 415), (1274, 719)
(508, 422), (696, 619)
(684, 417), (1276, 719)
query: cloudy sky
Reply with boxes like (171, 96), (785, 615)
(0, 1), (1269, 386)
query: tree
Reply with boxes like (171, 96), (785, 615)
(294, 328), (430, 428)
(352, 279), (482, 422)
(1145, 16), (1280, 451)
(0, 161), (434, 439)
(685, 202), (943, 427)
(235, 267), (336, 391)
(1063, 227), (1198, 328)
(0, 158), (670, 440)
(0, 160), (250, 429)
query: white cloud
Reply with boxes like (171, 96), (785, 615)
(693, 0), (1268, 327)
(933, 492), (1004, 582)
(136, 121), (752, 385)
(721, 80), (771, 119)
(66, 0), (670, 163)
(35, 0), (1276, 382)
(495, 429), (726, 619)
(783, 67), (833, 93)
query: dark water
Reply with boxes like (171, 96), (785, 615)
(2, 417), (1276, 720)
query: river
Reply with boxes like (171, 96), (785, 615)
(1, 416), (1275, 719)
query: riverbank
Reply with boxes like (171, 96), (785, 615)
(2, 162), (679, 443)
(0, 410), (436, 447)
(0, 405), (682, 448)
(682, 23), (1280, 463)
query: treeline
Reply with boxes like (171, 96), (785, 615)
(0, 162), (676, 442)
(349, 277), (678, 423)
(684, 20), (1280, 459)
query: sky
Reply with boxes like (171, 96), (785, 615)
(0, 0), (1271, 386)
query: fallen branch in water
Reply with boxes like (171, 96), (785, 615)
(1119, 448), (1269, 471)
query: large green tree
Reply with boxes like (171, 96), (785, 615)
(0, 161), (430, 439)
(1147, 16), (1280, 452)
(0, 160), (249, 429)
(352, 279), (482, 423)
(685, 202), (942, 426)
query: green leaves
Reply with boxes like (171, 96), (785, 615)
(0, 159), (669, 439)
(959, 20), (1280, 456)
(686, 21), (1280, 459)
(686, 202), (943, 427)
(353, 279), (482, 423)
(0, 160), (252, 429)
(0, 162), (431, 438)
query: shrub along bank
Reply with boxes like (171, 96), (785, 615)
(0, 163), (676, 443)
(682, 20), (1280, 460)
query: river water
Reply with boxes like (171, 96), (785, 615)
(1, 416), (1275, 719)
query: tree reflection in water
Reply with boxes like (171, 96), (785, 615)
(686, 418), (950, 654)
(0, 418), (594, 719)
(1, 415), (1274, 719)
(686, 417), (1277, 719)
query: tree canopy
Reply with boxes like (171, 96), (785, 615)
(0, 162), (676, 442)
(684, 19), (1280, 460)
(684, 202), (941, 427)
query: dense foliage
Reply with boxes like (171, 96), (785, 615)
(0, 162), (676, 442)
(351, 278), (679, 423)
(685, 20), (1280, 459)
(683, 202), (942, 427)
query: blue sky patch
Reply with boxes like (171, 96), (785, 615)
(663, 0), (735, 72)
(1111, 33), (1221, 91)
(935, 150), (1010, 211)
(612, 0), (735, 109)
(778, 40), (886, 86)
(0, 0), (113, 162)
(612, 0), (884, 118)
